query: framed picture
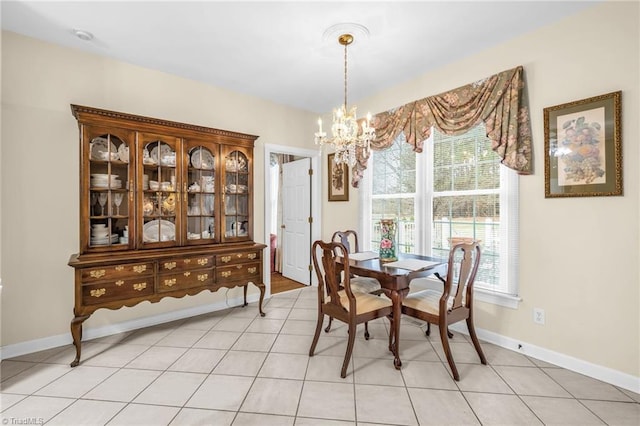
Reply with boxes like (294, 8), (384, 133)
(544, 91), (622, 198)
(328, 153), (349, 201)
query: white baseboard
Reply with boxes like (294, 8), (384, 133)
(449, 323), (640, 394)
(0, 291), (260, 361)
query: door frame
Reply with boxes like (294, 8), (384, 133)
(263, 144), (321, 297)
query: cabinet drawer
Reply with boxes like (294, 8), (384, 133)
(158, 269), (214, 293)
(81, 262), (154, 283)
(216, 251), (260, 266)
(159, 256), (214, 273)
(217, 262), (260, 282)
(82, 278), (154, 305)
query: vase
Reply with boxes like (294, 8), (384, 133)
(378, 219), (398, 262)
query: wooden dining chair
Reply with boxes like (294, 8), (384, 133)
(331, 230), (383, 295)
(400, 240), (487, 381)
(310, 240), (394, 378)
(326, 230), (383, 339)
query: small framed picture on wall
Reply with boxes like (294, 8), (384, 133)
(328, 153), (349, 202)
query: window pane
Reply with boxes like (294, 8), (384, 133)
(453, 164), (476, 191)
(433, 140), (452, 166)
(477, 161), (500, 189)
(402, 169), (416, 192)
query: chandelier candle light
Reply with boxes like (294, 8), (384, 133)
(315, 33), (375, 167)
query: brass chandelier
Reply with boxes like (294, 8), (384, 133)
(315, 33), (375, 167)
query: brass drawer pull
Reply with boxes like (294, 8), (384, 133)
(133, 282), (147, 291)
(221, 256), (231, 263)
(237, 254), (242, 258)
(133, 265), (147, 274)
(90, 270), (106, 279)
(164, 261), (176, 270)
(197, 273), (208, 282)
(115, 280), (124, 286)
(248, 267), (257, 274)
(115, 266), (125, 271)
(197, 258), (209, 266)
(183, 271), (191, 277)
(184, 259), (191, 264)
(221, 271), (231, 278)
(90, 288), (106, 298)
(164, 278), (177, 287)
(236, 265), (242, 269)
(247, 253), (257, 260)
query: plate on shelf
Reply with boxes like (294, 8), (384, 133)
(143, 219), (175, 243)
(91, 234), (119, 245)
(226, 155), (247, 172)
(150, 144), (174, 165)
(191, 148), (215, 170)
(118, 144), (129, 163)
(90, 137), (117, 160)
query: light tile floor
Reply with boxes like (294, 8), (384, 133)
(1, 286), (639, 425)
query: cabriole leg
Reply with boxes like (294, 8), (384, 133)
(256, 282), (266, 317)
(70, 314), (90, 367)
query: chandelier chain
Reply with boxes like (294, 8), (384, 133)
(343, 41), (348, 110)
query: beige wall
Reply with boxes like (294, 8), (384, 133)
(0, 31), (316, 346)
(2, 0), (638, 382)
(323, 1), (639, 378)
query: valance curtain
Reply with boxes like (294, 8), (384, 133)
(352, 65), (532, 187)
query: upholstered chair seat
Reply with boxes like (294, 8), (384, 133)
(349, 276), (383, 294)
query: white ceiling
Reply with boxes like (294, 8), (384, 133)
(2, 1), (599, 113)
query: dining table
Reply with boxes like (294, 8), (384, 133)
(337, 251), (447, 369)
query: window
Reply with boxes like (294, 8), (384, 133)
(359, 123), (519, 306)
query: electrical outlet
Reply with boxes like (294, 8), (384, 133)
(533, 308), (545, 325)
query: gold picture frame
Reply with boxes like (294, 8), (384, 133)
(544, 91), (622, 198)
(328, 153), (349, 202)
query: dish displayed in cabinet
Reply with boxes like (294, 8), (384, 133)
(190, 147), (215, 170)
(150, 144), (176, 166)
(225, 183), (248, 193)
(117, 144), (129, 163)
(90, 174), (122, 189)
(90, 137), (117, 161)
(143, 219), (175, 242)
(91, 233), (119, 245)
(226, 155), (247, 172)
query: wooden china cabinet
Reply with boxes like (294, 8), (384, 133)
(68, 105), (266, 367)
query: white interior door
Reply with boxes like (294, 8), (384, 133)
(282, 158), (311, 285)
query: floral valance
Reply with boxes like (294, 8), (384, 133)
(352, 65), (532, 187)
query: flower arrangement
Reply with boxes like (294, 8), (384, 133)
(379, 219), (398, 262)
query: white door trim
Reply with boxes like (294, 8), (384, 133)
(264, 144), (321, 298)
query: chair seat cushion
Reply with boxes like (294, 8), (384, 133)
(349, 276), (382, 294)
(332, 290), (392, 315)
(402, 289), (452, 315)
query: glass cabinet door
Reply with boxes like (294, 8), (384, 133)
(222, 149), (251, 241)
(138, 134), (181, 248)
(85, 128), (133, 252)
(184, 141), (218, 244)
